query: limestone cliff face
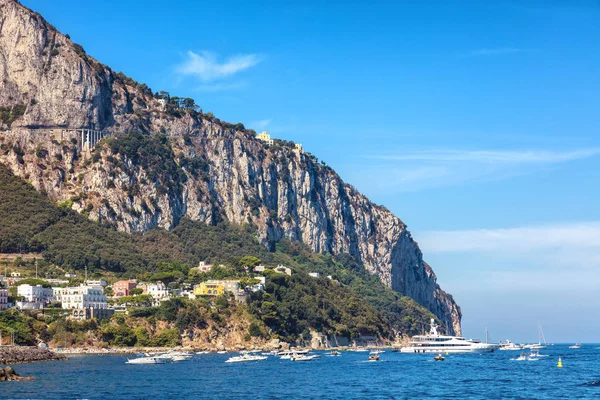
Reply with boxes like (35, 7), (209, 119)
(0, 0), (461, 334)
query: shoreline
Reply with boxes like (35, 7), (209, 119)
(53, 344), (404, 356)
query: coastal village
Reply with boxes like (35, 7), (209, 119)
(0, 258), (332, 323)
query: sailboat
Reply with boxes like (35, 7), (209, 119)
(524, 322), (546, 349)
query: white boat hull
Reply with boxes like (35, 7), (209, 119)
(291, 355), (319, 361)
(225, 356), (268, 363)
(126, 357), (168, 364)
(400, 345), (498, 354)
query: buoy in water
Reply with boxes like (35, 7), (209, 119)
(557, 356), (563, 368)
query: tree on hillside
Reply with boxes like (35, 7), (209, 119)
(16, 278), (51, 288)
(238, 256), (261, 269)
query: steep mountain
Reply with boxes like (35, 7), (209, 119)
(0, 0), (461, 334)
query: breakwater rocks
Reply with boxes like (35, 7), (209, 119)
(0, 346), (66, 364)
(0, 366), (32, 382)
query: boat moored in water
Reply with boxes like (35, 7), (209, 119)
(499, 340), (523, 351)
(291, 354), (320, 362)
(225, 353), (268, 363)
(400, 319), (500, 353)
(126, 356), (169, 365)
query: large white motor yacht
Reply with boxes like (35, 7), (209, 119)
(400, 319), (500, 353)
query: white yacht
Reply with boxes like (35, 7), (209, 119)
(569, 343), (581, 349)
(400, 319), (500, 353)
(290, 354), (319, 362)
(126, 356), (169, 365)
(278, 349), (310, 360)
(499, 340), (522, 351)
(225, 352), (268, 363)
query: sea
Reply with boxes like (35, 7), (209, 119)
(2, 345), (599, 399)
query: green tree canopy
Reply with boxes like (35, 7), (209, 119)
(238, 256), (261, 269)
(16, 278), (52, 288)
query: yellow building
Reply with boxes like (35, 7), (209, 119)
(256, 131), (274, 145)
(194, 281), (224, 296)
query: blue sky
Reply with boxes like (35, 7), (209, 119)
(23, 0), (600, 342)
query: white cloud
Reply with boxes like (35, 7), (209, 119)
(175, 51), (261, 83)
(353, 148), (600, 192)
(418, 222), (600, 254)
(368, 149), (600, 164)
(417, 221), (600, 310)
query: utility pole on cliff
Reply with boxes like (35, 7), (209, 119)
(35, 259), (38, 279)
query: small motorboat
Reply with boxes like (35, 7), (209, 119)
(225, 353), (268, 363)
(126, 356), (168, 365)
(569, 343), (581, 349)
(291, 354), (319, 362)
(327, 350), (341, 356)
(368, 353), (380, 361)
(434, 353), (445, 361)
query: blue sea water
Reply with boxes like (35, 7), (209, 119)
(1, 345), (599, 399)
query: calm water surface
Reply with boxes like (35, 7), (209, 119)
(2, 345), (599, 399)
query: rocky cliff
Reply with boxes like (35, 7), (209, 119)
(0, 0), (461, 334)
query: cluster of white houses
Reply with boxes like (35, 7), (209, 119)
(0, 261), (332, 320)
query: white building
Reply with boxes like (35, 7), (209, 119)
(248, 276), (265, 293)
(196, 261), (213, 273)
(253, 265), (266, 273)
(256, 131), (274, 145)
(309, 272), (321, 278)
(145, 282), (169, 302)
(17, 284), (54, 304)
(58, 286), (107, 309)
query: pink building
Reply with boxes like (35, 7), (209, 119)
(113, 280), (137, 297)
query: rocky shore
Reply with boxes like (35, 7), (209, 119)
(0, 346), (66, 364)
(0, 366), (32, 381)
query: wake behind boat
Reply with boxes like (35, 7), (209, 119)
(400, 319), (499, 353)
